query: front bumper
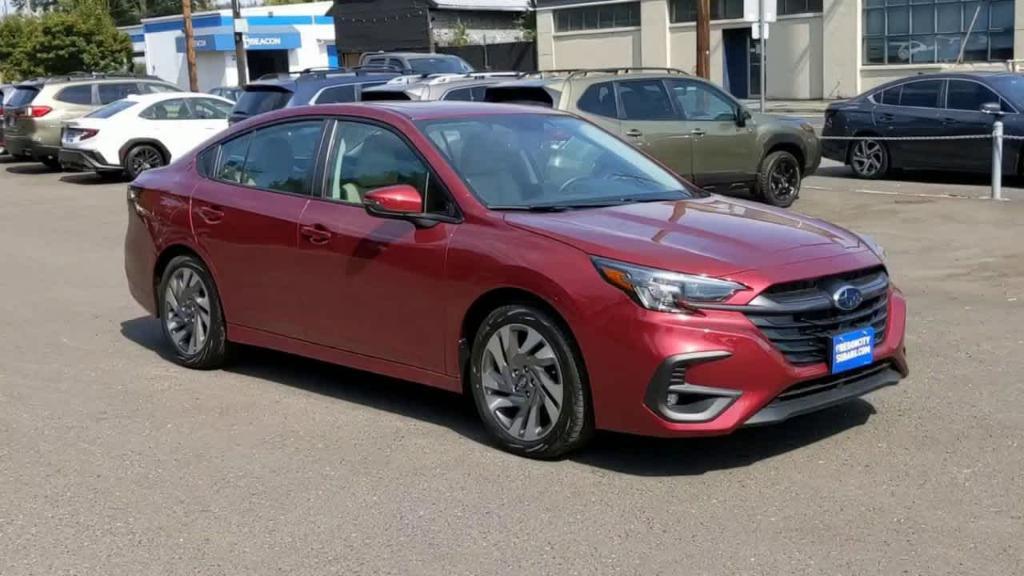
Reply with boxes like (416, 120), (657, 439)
(59, 147), (122, 172)
(580, 284), (908, 438)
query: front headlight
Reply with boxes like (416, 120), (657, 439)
(857, 233), (886, 261)
(593, 257), (747, 313)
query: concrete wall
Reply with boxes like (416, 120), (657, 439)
(550, 29), (643, 69)
(431, 9), (526, 47)
(765, 16), (823, 99)
(639, 0), (669, 67)
(821, 0), (860, 98)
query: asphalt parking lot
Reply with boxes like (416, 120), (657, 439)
(1, 158), (1022, 575)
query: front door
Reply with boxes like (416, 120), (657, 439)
(941, 79), (1004, 172)
(190, 119), (324, 338)
(293, 120), (453, 373)
(666, 78), (759, 189)
(615, 79), (694, 181)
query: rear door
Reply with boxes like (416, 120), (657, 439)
(941, 79), (1004, 172)
(875, 79), (945, 169)
(614, 79), (693, 180)
(190, 119), (326, 337)
(665, 78), (758, 188)
(572, 81), (620, 134)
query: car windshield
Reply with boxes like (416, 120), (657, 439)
(232, 87), (293, 118)
(7, 87), (40, 108)
(418, 114), (697, 209)
(990, 75), (1024, 110)
(87, 99), (138, 118)
(408, 57), (473, 75)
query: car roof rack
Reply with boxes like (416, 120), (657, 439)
(383, 71), (524, 87)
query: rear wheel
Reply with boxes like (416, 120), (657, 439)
(125, 144), (165, 179)
(157, 255), (229, 370)
(849, 138), (889, 179)
(757, 150), (801, 208)
(469, 305), (593, 459)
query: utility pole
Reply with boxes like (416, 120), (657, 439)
(695, 0), (710, 79)
(232, 0), (248, 86)
(182, 0), (198, 92)
(759, 0), (766, 113)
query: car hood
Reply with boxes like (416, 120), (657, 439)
(504, 196), (873, 279)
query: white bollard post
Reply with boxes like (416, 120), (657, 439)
(991, 117), (1003, 201)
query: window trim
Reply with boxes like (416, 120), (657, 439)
(205, 117), (330, 200)
(313, 116), (463, 223)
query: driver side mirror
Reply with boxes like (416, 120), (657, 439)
(980, 102), (1003, 116)
(736, 108), (752, 127)
(363, 185), (423, 219)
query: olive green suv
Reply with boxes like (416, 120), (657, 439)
(485, 68), (820, 207)
(3, 74), (178, 168)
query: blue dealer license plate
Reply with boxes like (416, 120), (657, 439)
(831, 327), (875, 374)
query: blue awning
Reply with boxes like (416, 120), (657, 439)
(175, 32), (303, 53)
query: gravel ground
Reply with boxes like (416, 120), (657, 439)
(1, 158), (1021, 575)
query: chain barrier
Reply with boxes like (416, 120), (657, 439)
(818, 125), (1020, 200)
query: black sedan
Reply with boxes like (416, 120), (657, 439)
(822, 72), (1022, 179)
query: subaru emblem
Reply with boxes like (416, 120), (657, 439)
(833, 285), (863, 311)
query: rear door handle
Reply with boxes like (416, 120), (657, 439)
(877, 113), (895, 123)
(197, 205), (224, 224)
(625, 128), (643, 138)
(691, 128), (707, 137)
(300, 224), (332, 245)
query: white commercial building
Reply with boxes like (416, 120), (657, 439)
(138, 1), (337, 91)
(535, 0), (1021, 100)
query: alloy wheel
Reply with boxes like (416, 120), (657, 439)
(130, 147), (163, 176)
(164, 267), (212, 356)
(769, 157), (800, 200)
(852, 140), (884, 177)
(480, 324), (564, 441)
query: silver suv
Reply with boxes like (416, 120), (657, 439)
(361, 72), (521, 102)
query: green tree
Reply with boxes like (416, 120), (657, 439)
(0, 0), (133, 81)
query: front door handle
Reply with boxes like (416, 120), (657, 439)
(197, 205), (224, 224)
(625, 128), (643, 138)
(300, 224), (332, 245)
(877, 113), (895, 123)
(942, 117), (958, 125)
(691, 128), (707, 137)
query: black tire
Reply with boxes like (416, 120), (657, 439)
(469, 305), (593, 459)
(157, 255), (229, 370)
(125, 144), (166, 180)
(756, 150), (801, 208)
(847, 137), (889, 180)
(40, 156), (62, 170)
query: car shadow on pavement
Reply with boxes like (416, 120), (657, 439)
(120, 315), (877, 474)
(5, 163), (60, 175)
(60, 172), (124, 186)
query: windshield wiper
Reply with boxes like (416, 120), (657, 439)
(488, 204), (572, 212)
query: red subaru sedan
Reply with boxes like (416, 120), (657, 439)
(125, 102), (908, 458)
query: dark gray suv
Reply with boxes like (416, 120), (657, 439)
(229, 68), (399, 124)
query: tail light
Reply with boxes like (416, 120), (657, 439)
(26, 106), (53, 118)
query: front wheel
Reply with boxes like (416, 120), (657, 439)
(848, 138), (889, 179)
(125, 144), (166, 180)
(469, 305), (593, 459)
(158, 255), (229, 369)
(757, 150), (802, 208)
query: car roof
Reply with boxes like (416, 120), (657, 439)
(123, 91), (232, 105)
(365, 52), (466, 60)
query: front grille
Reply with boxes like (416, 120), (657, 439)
(744, 267), (889, 366)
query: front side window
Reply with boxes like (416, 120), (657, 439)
(666, 79), (736, 121)
(863, 0), (1014, 65)
(946, 80), (1000, 112)
(417, 114), (694, 210)
(55, 85), (93, 105)
(576, 82), (618, 118)
(140, 99), (192, 120)
(555, 2), (640, 32)
(899, 80), (943, 108)
(617, 80), (677, 121)
(325, 121), (451, 213)
(98, 83), (141, 105)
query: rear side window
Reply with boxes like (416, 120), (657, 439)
(140, 99), (192, 120)
(617, 80), (676, 120)
(442, 86), (488, 102)
(98, 83), (141, 105)
(233, 87), (293, 117)
(216, 133), (251, 183)
(8, 87), (41, 107)
(577, 82), (617, 118)
(899, 80), (942, 108)
(879, 86), (901, 106)
(55, 85), (93, 105)
(240, 121), (323, 195)
(946, 80), (1000, 112)
(315, 85), (355, 104)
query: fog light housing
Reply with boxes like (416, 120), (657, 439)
(645, 351), (741, 423)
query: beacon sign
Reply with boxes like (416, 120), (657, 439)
(176, 32), (301, 53)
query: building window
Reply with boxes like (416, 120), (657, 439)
(863, 0), (1014, 65)
(555, 2), (641, 32)
(670, 0), (820, 23)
